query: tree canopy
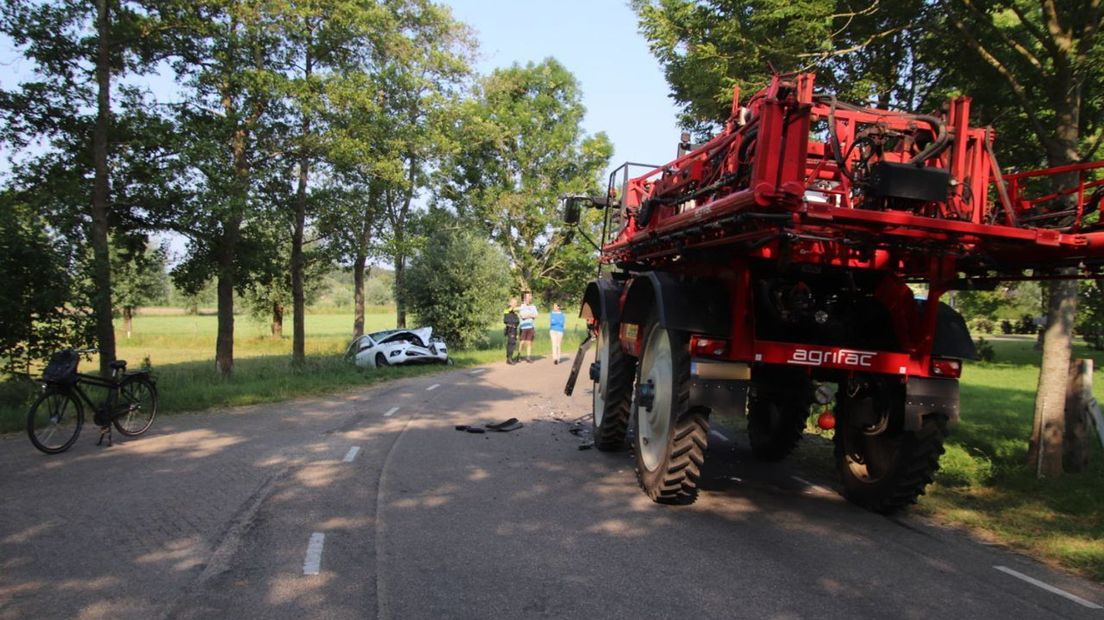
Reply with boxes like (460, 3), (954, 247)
(438, 58), (612, 301)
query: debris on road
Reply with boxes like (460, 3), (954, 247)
(485, 418), (523, 432)
(454, 418), (523, 434)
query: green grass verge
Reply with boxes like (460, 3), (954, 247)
(0, 311), (588, 433)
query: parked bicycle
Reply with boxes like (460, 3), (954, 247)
(27, 349), (158, 454)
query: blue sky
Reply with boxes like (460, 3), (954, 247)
(445, 0), (682, 169)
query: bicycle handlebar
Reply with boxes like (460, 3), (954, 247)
(73, 348), (99, 354)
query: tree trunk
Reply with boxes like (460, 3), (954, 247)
(1063, 359), (1092, 473)
(394, 253), (406, 328)
(353, 253), (366, 338)
(272, 302), (283, 338)
(291, 46), (312, 367)
(123, 306), (133, 339)
(1027, 91), (1082, 477)
(91, 0), (116, 376)
(292, 157), (307, 366)
(215, 218), (240, 377)
(1028, 277), (1077, 477)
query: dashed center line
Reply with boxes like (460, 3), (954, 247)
(384, 406), (399, 417)
(426, 383), (440, 391)
(469, 368), (487, 375)
(342, 446), (361, 463)
(709, 429), (730, 442)
(994, 566), (1102, 609)
(303, 533), (325, 576)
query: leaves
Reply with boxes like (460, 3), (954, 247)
(437, 58), (612, 301)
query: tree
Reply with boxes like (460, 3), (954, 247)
(317, 177), (383, 338)
(403, 225), (511, 348)
(632, 0), (942, 135)
(310, 0), (472, 333)
(0, 195), (93, 377)
(943, 0), (1104, 477)
(160, 0), (286, 377)
(438, 59), (612, 299)
(273, 0), (387, 363)
(111, 240), (169, 338)
(1, 0), (168, 374)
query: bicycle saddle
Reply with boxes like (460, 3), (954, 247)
(109, 360), (127, 370)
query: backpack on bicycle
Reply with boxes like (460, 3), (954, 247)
(43, 349), (79, 385)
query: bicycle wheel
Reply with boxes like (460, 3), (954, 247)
(113, 377), (158, 437)
(27, 388), (84, 454)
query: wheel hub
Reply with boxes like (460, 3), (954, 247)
(637, 380), (656, 410)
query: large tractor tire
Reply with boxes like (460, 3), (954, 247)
(592, 322), (636, 451)
(834, 384), (947, 514)
(631, 319), (709, 505)
(747, 370), (813, 461)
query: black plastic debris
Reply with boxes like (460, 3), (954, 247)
(485, 418), (523, 432)
(455, 418), (522, 434)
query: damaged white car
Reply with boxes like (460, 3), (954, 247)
(346, 327), (449, 368)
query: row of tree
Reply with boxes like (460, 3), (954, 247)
(0, 0), (611, 378)
(631, 0), (1104, 476)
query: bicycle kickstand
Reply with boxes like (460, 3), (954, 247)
(97, 425), (113, 447)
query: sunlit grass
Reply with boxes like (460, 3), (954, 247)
(0, 309), (587, 433)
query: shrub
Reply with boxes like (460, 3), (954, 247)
(970, 318), (996, 334)
(403, 228), (511, 349)
(974, 336), (995, 362)
(1016, 314), (1038, 334)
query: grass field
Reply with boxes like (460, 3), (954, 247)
(2, 313), (1101, 581)
(0, 309), (589, 432)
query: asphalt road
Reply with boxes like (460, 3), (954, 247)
(1, 358), (1102, 619)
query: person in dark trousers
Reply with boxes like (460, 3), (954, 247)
(503, 297), (520, 364)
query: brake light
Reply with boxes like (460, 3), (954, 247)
(930, 358), (962, 378)
(691, 336), (728, 358)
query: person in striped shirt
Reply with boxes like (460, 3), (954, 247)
(518, 292), (538, 362)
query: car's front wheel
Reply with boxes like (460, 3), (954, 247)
(375, 353), (389, 368)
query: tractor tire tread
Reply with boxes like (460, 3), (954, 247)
(836, 417), (947, 514)
(593, 333), (635, 451)
(634, 326), (708, 505)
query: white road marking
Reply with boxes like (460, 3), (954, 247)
(469, 368), (487, 375)
(303, 533), (325, 576)
(791, 476), (832, 495)
(342, 446), (361, 463)
(426, 383), (440, 391)
(709, 429), (730, 442)
(384, 406), (399, 417)
(993, 566), (1102, 609)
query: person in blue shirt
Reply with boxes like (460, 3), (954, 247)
(549, 303), (565, 364)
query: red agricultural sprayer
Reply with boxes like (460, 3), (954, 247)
(562, 72), (1104, 513)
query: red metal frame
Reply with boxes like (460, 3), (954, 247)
(599, 72), (1104, 381)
